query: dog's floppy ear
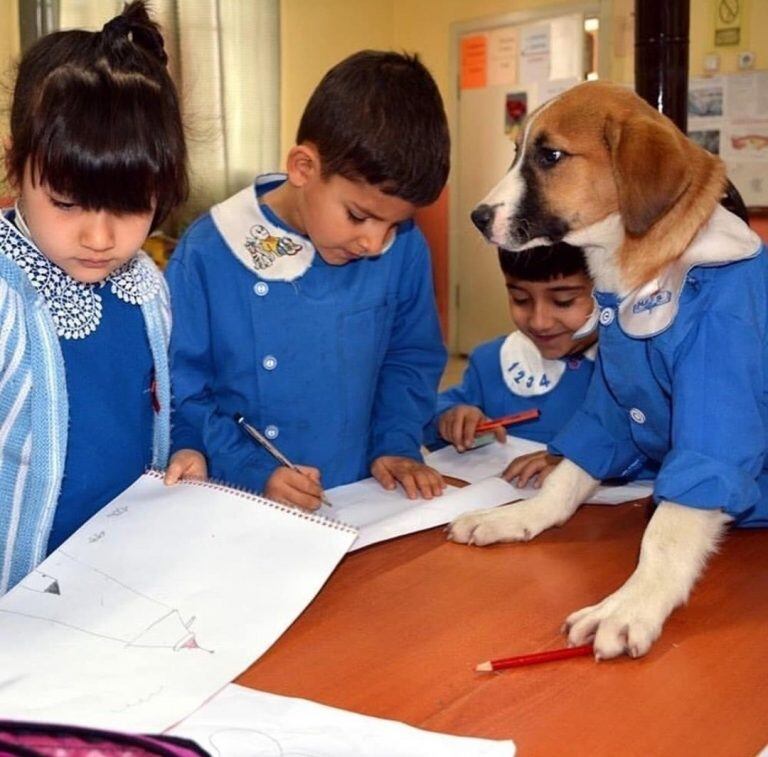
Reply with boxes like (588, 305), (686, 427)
(604, 114), (691, 236)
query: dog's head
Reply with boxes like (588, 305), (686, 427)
(473, 81), (726, 287)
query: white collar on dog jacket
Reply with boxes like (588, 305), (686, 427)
(575, 206), (762, 339)
(617, 206), (762, 337)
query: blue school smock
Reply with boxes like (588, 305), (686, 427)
(430, 331), (596, 445)
(48, 284), (155, 552)
(550, 206), (768, 526)
(166, 174), (446, 493)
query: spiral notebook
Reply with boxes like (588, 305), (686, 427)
(0, 471), (357, 732)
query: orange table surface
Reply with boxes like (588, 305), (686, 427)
(237, 501), (768, 756)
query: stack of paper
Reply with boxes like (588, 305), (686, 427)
(319, 436), (653, 551)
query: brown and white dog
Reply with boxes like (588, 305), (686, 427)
(449, 81), (764, 659)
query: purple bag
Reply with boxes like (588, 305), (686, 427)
(0, 720), (209, 756)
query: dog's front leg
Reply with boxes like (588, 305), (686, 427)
(447, 459), (599, 545)
(566, 501), (732, 659)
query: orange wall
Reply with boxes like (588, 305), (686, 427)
(415, 187), (450, 338)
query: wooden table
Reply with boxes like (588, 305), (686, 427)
(238, 501), (768, 756)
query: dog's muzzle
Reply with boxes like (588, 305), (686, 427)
(471, 203), (496, 238)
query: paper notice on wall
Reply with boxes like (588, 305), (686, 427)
(688, 76), (725, 156)
(728, 162), (768, 206)
(487, 26), (518, 86)
(689, 73), (768, 205)
(549, 14), (583, 81)
(726, 71), (768, 121)
(461, 34), (487, 90)
(518, 24), (550, 84)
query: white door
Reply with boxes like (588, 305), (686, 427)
(452, 8), (600, 354)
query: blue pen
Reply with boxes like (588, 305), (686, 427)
(234, 413), (334, 508)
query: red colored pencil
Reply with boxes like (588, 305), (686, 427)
(475, 408), (540, 433)
(475, 644), (594, 672)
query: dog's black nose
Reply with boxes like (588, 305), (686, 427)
(471, 204), (495, 235)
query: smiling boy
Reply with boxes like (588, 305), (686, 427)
(433, 243), (596, 484)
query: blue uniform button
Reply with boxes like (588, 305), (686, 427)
(262, 355), (277, 371)
(630, 408), (646, 424)
(599, 307), (615, 326)
(253, 281), (269, 296)
(264, 424), (279, 439)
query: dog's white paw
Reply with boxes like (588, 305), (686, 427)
(565, 586), (666, 659)
(448, 501), (549, 546)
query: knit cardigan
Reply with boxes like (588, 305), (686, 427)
(0, 225), (171, 595)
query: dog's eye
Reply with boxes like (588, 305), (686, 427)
(537, 148), (566, 168)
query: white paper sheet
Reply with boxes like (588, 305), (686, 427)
(321, 477), (521, 551)
(0, 473), (356, 732)
(170, 683), (515, 757)
(425, 437), (655, 504)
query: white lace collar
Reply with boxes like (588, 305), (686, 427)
(499, 330), (596, 397)
(0, 208), (160, 339)
(211, 174), (396, 282)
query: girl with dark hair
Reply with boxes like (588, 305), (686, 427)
(0, 1), (201, 595)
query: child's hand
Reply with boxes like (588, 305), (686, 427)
(438, 405), (506, 452)
(164, 449), (208, 485)
(371, 456), (446, 500)
(265, 465), (324, 510)
(502, 450), (562, 488)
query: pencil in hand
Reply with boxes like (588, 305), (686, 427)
(234, 413), (334, 508)
(475, 408), (541, 434)
(475, 643), (594, 672)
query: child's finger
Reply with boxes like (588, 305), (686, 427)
(398, 472), (419, 500)
(282, 472), (323, 510)
(451, 413), (466, 451)
(185, 459), (207, 481)
(493, 426), (507, 444)
(518, 457), (554, 487)
(421, 468), (445, 498)
(502, 451), (540, 481)
(462, 416), (478, 451)
(281, 488), (322, 510)
(438, 414), (453, 443)
(164, 462), (182, 485)
(373, 464), (397, 491)
(412, 470), (435, 500)
(295, 465), (321, 483)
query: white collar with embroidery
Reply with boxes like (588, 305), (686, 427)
(499, 330), (596, 397)
(211, 173), (396, 282)
(0, 207), (160, 340)
(613, 206), (762, 338)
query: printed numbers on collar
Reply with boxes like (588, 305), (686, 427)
(506, 361), (552, 391)
(499, 331), (566, 397)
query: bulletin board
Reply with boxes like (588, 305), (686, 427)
(688, 71), (768, 208)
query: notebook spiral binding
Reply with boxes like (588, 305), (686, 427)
(146, 469), (357, 534)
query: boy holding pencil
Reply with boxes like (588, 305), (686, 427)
(432, 243), (596, 485)
(165, 50), (449, 509)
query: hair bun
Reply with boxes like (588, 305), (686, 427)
(100, 1), (168, 65)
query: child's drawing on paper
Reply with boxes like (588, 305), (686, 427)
(0, 551), (210, 652)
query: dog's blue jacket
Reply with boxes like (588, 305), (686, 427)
(551, 207), (768, 526)
(428, 332), (595, 446)
(166, 175), (446, 493)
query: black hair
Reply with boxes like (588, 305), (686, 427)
(296, 50), (449, 206)
(6, 1), (187, 228)
(498, 242), (589, 282)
